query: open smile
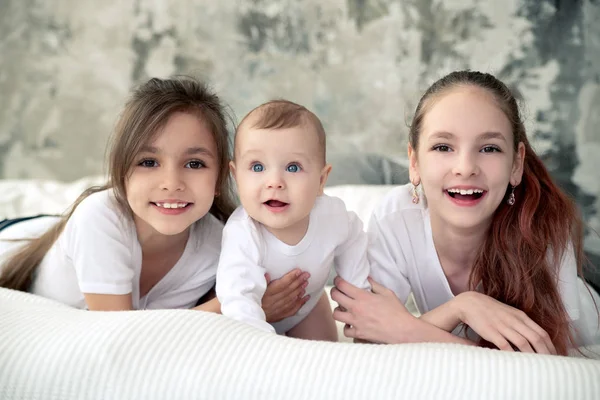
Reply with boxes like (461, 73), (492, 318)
(444, 188), (487, 206)
(151, 201), (193, 215)
(263, 199), (289, 213)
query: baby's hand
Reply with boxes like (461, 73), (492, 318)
(262, 269), (310, 322)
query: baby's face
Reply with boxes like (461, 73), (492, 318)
(232, 125), (329, 241)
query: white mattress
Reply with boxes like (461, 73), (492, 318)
(1, 288), (599, 400)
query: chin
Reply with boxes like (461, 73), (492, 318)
(152, 223), (191, 236)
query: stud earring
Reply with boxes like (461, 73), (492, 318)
(507, 185), (516, 206)
(411, 180), (420, 204)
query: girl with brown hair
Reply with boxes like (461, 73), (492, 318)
(332, 71), (599, 355)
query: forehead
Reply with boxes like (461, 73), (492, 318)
(421, 86), (513, 140)
(148, 112), (216, 148)
(236, 125), (321, 155)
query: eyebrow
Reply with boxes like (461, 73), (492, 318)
(139, 146), (215, 158)
(429, 131), (507, 142)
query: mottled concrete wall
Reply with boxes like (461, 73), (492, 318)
(1, 0), (599, 254)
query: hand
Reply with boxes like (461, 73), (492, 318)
(454, 291), (557, 355)
(331, 276), (417, 343)
(262, 269), (310, 323)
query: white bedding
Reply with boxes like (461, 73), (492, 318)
(1, 288), (599, 400)
(1, 178), (600, 399)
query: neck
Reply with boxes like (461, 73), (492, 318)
(135, 218), (191, 255)
(429, 213), (489, 276)
(265, 216), (310, 246)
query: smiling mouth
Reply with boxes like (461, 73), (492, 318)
(446, 189), (486, 201)
(264, 200), (289, 208)
(151, 202), (192, 209)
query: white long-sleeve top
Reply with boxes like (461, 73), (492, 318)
(368, 183), (599, 345)
(216, 195), (370, 333)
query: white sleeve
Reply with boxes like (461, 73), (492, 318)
(556, 243), (580, 321)
(367, 213), (412, 304)
(64, 194), (135, 295)
(215, 219), (274, 333)
(333, 211), (371, 290)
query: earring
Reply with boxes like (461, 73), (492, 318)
(507, 185), (516, 206)
(411, 180), (420, 204)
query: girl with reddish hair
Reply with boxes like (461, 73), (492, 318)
(332, 70), (599, 355)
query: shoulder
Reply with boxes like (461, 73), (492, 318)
(222, 206), (259, 241)
(70, 189), (125, 224)
(192, 212), (225, 252)
(60, 189), (135, 248)
(371, 183), (423, 223)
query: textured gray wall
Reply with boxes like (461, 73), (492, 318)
(1, 0), (599, 257)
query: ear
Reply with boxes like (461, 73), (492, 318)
(510, 142), (525, 186)
(407, 143), (420, 185)
(229, 161), (237, 182)
(318, 163), (332, 194)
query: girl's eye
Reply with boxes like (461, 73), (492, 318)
(432, 144), (451, 152)
(286, 163), (301, 173)
(139, 159), (158, 168)
(252, 163), (264, 172)
(481, 146), (501, 153)
(185, 160), (205, 169)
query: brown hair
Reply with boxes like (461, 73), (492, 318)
(235, 99), (327, 164)
(0, 76), (236, 292)
(409, 70), (589, 355)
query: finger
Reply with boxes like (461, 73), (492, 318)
(500, 326), (536, 354)
(480, 330), (515, 353)
(333, 276), (364, 300)
(332, 306), (354, 326)
(265, 273), (272, 284)
(266, 269), (306, 297)
(270, 286), (308, 312)
(368, 277), (389, 295)
(517, 315), (557, 355)
(330, 286), (354, 310)
(343, 323), (357, 339)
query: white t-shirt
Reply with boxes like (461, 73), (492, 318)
(368, 183), (585, 334)
(0, 190), (223, 310)
(216, 195), (371, 334)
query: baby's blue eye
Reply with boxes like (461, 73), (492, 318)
(252, 163), (264, 172)
(286, 164), (301, 173)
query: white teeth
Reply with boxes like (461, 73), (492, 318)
(156, 202), (188, 209)
(447, 188), (484, 194)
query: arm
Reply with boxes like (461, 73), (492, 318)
(193, 271), (311, 320)
(84, 293), (133, 311)
(334, 209), (470, 345)
(332, 277), (474, 346)
(215, 220), (274, 333)
(67, 192), (136, 311)
(333, 208), (370, 290)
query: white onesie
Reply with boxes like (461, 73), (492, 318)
(216, 194), (370, 334)
(0, 190), (224, 310)
(368, 183), (599, 346)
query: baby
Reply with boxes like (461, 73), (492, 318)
(216, 100), (370, 337)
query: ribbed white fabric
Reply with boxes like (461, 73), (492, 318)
(1, 288), (599, 400)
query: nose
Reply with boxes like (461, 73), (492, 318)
(452, 151), (480, 177)
(265, 170), (285, 190)
(160, 166), (185, 192)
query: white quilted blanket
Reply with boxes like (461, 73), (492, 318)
(1, 288), (599, 400)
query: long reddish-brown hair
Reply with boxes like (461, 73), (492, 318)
(409, 70), (589, 355)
